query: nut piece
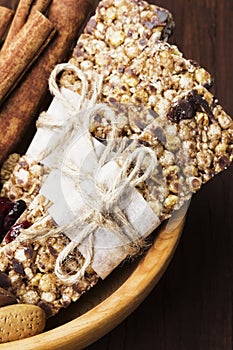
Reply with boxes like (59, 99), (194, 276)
(0, 304), (46, 343)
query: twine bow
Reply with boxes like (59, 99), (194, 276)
(54, 100), (158, 284)
(3, 63), (159, 284)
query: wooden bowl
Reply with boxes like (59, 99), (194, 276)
(0, 1), (188, 347)
(0, 203), (188, 349)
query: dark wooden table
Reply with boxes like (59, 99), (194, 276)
(86, 1), (233, 349)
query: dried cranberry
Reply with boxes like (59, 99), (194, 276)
(4, 220), (31, 244)
(3, 200), (26, 234)
(0, 197), (27, 243)
(167, 90), (215, 123)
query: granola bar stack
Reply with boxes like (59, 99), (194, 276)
(0, 0), (232, 318)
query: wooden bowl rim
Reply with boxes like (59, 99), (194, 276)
(0, 205), (188, 350)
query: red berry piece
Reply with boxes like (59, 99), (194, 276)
(4, 220), (31, 244)
(3, 200), (26, 234)
(0, 197), (27, 243)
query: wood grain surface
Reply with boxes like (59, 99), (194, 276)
(85, 1), (233, 349)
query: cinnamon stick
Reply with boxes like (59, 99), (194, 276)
(0, 6), (14, 41)
(0, 10), (56, 104)
(2, 0), (34, 51)
(31, 0), (53, 14)
(0, 0), (99, 165)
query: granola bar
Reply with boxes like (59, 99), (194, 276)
(61, 0), (211, 135)
(77, 0), (175, 58)
(0, 157), (99, 317)
(63, 0), (175, 90)
(86, 84), (233, 221)
(118, 86), (233, 219)
(62, 40), (212, 116)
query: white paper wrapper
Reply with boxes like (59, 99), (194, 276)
(27, 87), (81, 164)
(27, 90), (161, 279)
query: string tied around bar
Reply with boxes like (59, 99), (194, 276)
(7, 63), (159, 284)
